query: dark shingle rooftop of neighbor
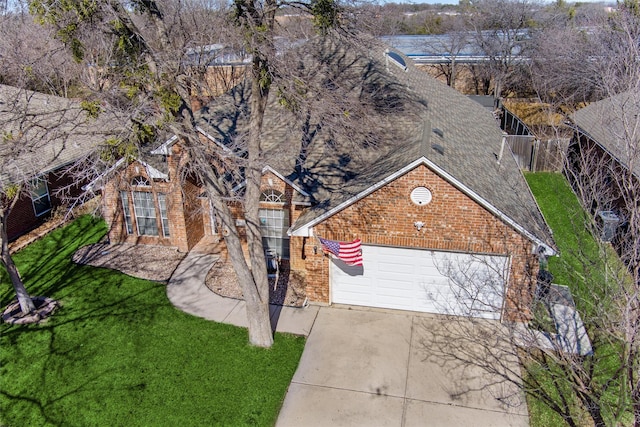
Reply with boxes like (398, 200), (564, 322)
(0, 85), (122, 186)
(196, 35), (554, 248)
(573, 90), (640, 178)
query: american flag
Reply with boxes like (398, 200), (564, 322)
(318, 237), (363, 266)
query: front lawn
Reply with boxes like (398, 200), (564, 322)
(0, 215), (305, 427)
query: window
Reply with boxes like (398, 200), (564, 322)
(31, 178), (52, 217)
(157, 193), (170, 237)
(132, 191), (158, 236)
(260, 189), (284, 203)
(120, 191), (133, 234)
(259, 208), (290, 259)
(132, 176), (150, 186)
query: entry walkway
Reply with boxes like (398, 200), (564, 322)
(166, 250), (319, 336)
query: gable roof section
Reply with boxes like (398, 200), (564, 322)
(192, 36), (554, 251)
(573, 90), (640, 177)
(0, 85), (122, 186)
(286, 40), (553, 250)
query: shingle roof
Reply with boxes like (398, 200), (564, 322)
(196, 36), (554, 248)
(0, 85), (122, 187)
(573, 90), (640, 177)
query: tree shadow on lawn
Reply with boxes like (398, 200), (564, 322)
(0, 216), (179, 425)
(1, 216), (305, 427)
(4, 216), (109, 302)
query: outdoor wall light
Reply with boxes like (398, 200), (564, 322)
(414, 221), (425, 231)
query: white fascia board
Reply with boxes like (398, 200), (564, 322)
(262, 165), (310, 197)
(196, 126), (233, 154)
(290, 157), (556, 255)
(229, 165), (311, 197)
(150, 135), (178, 155)
(82, 158), (125, 191)
(140, 161), (168, 181)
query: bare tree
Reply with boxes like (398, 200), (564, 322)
(0, 7), (83, 96)
(412, 16), (471, 89)
(27, 0), (391, 347)
(423, 7), (640, 426)
(0, 86), (120, 316)
(463, 0), (538, 98)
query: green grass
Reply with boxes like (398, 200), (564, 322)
(526, 172), (602, 310)
(0, 216), (306, 427)
(525, 172), (631, 426)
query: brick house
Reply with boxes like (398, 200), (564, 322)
(0, 85), (120, 241)
(100, 39), (555, 321)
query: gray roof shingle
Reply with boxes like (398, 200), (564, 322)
(0, 85), (122, 187)
(196, 36), (553, 248)
(573, 90), (640, 177)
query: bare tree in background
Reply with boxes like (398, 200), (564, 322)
(463, 0), (538, 98)
(0, 6), (83, 96)
(413, 16), (470, 89)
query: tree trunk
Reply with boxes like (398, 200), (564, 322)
(237, 52), (276, 348)
(225, 216), (273, 347)
(205, 179), (273, 348)
(0, 212), (35, 314)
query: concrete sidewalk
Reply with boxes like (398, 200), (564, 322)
(166, 251), (319, 336)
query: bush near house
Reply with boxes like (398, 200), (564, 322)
(0, 215), (305, 426)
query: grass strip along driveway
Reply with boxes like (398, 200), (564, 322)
(0, 216), (305, 426)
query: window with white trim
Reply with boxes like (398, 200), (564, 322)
(132, 176), (150, 186)
(157, 193), (170, 237)
(133, 191), (158, 236)
(120, 191), (133, 234)
(31, 178), (52, 217)
(260, 189), (284, 203)
(259, 208), (290, 258)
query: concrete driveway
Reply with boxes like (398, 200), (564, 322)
(277, 306), (529, 427)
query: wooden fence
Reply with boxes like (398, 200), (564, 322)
(499, 102), (569, 172)
(506, 135), (569, 172)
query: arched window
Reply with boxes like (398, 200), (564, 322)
(131, 176), (150, 186)
(260, 189), (283, 203)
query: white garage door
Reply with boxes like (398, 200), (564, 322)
(331, 245), (509, 319)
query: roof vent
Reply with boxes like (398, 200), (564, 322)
(432, 143), (445, 155)
(432, 128), (444, 138)
(385, 49), (407, 71)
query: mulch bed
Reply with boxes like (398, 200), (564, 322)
(73, 243), (186, 282)
(73, 242), (307, 307)
(205, 259), (307, 307)
(2, 297), (59, 324)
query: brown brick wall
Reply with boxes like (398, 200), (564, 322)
(7, 168), (85, 241)
(104, 153), (198, 252)
(292, 165), (536, 320)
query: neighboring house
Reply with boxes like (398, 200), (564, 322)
(98, 38), (555, 321)
(0, 85), (120, 241)
(569, 90), (640, 246)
